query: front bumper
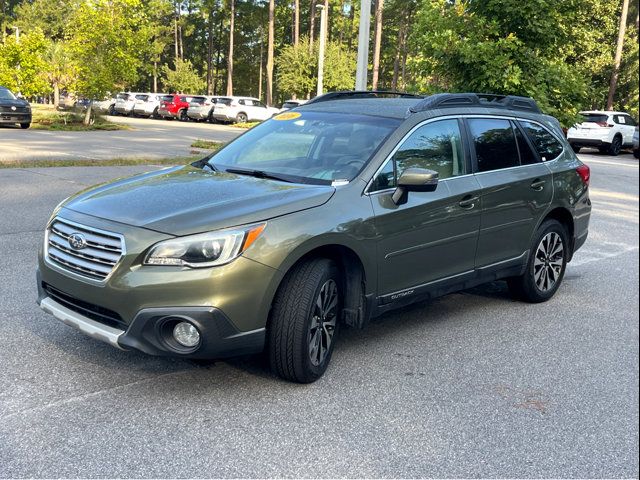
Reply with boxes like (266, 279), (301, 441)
(37, 211), (283, 359)
(0, 112), (31, 124)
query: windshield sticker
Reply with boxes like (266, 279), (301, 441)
(273, 112), (302, 121)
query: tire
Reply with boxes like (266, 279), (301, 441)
(20, 123), (30, 129)
(570, 145), (581, 153)
(108, 105), (115, 115)
(634, 149), (639, 159)
(179, 109), (189, 121)
(268, 258), (341, 383)
(508, 219), (569, 303)
(152, 107), (159, 119)
(607, 136), (622, 156)
(236, 112), (248, 124)
(208, 110), (217, 123)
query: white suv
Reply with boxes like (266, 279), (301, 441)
(132, 93), (164, 118)
(567, 110), (638, 155)
(211, 96), (279, 123)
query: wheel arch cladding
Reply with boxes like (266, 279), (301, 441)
(269, 244), (369, 330)
(541, 207), (575, 258)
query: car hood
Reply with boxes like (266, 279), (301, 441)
(63, 166), (335, 236)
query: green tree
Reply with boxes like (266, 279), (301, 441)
(0, 29), (49, 97)
(67, 0), (152, 123)
(277, 35), (355, 98)
(162, 58), (206, 93)
(13, 0), (78, 40)
(43, 41), (77, 107)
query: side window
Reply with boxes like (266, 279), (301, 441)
(256, 101), (267, 108)
(520, 121), (564, 161)
(370, 160), (395, 191)
(238, 99), (245, 105)
(393, 119), (465, 180)
(513, 123), (539, 165)
(615, 115), (626, 124)
(468, 118), (519, 172)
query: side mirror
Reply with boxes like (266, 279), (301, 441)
(391, 168), (439, 205)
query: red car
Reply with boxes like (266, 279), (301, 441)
(158, 94), (194, 121)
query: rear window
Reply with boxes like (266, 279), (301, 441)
(520, 121), (564, 161)
(135, 94), (148, 101)
(190, 97), (206, 104)
(216, 98), (232, 106)
(581, 113), (609, 124)
(160, 95), (174, 102)
(282, 102), (299, 109)
(467, 118), (520, 172)
(116, 93), (131, 100)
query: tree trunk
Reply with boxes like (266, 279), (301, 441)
(607, 0), (630, 110)
(294, 0), (300, 46)
(153, 61), (158, 93)
(371, 0), (384, 90)
(207, 7), (214, 95)
(266, 0), (275, 106)
(178, 23), (184, 60)
(309, 0), (316, 53)
(226, 0), (235, 96)
(347, 0), (356, 51)
(83, 104), (92, 126)
(214, 14), (224, 95)
(174, 14), (179, 62)
(258, 31), (264, 101)
(53, 83), (60, 108)
(392, 5), (407, 90)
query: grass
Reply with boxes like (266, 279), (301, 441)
(190, 139), (223, 150)
(30, 104), (130, 131)
(0, 156), (202, 169)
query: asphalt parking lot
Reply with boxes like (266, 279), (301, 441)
(0, 116), (242, 161)
(0, 153), (637, 477)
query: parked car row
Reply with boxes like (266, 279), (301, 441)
(91, 92), (303, 124)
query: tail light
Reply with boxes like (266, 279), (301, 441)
(576, 164), (590, 186)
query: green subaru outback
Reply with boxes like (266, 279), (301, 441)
(37, 92), (591, 383)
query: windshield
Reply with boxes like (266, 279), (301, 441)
(207, 111), (400, 184)
(0, 88), (17, 100)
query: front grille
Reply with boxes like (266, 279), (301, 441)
(0, 105), (29, 113)
(42, 283), (127, 330)
(46, 218), (124, 281)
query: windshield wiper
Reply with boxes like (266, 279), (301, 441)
(224, 168), (296, 183)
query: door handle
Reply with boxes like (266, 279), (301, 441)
(459, 195), (479, 209)
(530, 179), (546, 191)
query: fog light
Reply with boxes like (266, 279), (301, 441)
(173, 322), (200, 348)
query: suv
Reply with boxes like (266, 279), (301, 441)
(132, 93), (164, 118)
(186, 96), (221, 122)
(37, 92), (591, 383)
(211, 96), (279, 123)
(567, 110), (638, 155)
(158, 94), (194, 121)
(114, 92), (146, 116)
(0, 86), (31, 128)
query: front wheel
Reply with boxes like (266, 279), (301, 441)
(268, 258), (341, 383)
(508, 220), (569, 303)
(20, 122), (30, 129)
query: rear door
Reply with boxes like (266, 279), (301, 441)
(370, 118), (482, 298)
(468, 117), (554, 268)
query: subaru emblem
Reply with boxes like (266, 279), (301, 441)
(68, 233), (87, 250)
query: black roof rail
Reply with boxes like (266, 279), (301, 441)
(306, 90), (424, 105)
(409, 93), (541, 114)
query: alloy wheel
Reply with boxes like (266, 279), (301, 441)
(308, 279), (339, 366)
(533, 232), (564, 292)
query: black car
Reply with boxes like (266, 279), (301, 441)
(0, 86), (32, 129)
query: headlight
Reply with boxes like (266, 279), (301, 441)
(144, 223), (265, 268)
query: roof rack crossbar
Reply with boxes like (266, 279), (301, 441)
(410, 93), (541, 114)
(305, 90), (424, 105)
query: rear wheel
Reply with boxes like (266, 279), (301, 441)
(268, 258), (341, 383)
(236, 112), (248, 124)
(179, 109), (189, 121)
(208, 110), (217, 123)
(508, 219), (569, 303)
(607, 136), (622, 156)
(152, 107), (159, 119)
(108, 105), (115, 115)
